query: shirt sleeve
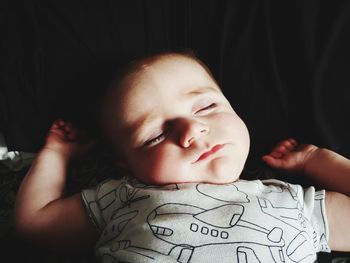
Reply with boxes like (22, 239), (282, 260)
(81, 178), (123, 234)
(304, 187), (331, 253)
(261, 179), (331, 253)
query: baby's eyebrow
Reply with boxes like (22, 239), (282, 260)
(184, 86), (220, 97)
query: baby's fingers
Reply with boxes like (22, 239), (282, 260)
(48, 119), (67, 137)
(51, 119), (66, 129)
(262, 138), (298, 168)
(262, 155), (288, 169)
(49, 119), (80, 142)
(63, 123), (78, 141)
(272, 138), (298, 155)
(284, 138), (298, 150)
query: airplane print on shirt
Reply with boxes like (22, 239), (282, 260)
(83, 178), (328, 263)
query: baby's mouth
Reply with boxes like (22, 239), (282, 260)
(194, 144), (224, 163)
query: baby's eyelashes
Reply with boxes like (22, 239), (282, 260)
(143, 130), (169, 147)
(194, 103), (217, 116)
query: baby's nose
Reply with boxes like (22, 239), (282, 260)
(179, 119), (209, 148)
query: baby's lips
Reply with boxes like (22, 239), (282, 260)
(193, 144), (224, 163)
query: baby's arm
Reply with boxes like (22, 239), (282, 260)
(325, 191), (350, 251)
(14, 120), (99, 252)
(262, 139), (350, 251)
(262, 138), (350, 195)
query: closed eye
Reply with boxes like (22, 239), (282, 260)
(143, 130), (168, 147)
(195, 103), (217, 115)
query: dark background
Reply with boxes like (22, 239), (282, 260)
(1, 0), (350, 261)
(1, 0), (350, 169)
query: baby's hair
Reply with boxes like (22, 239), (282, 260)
(113, 49), (217, 89)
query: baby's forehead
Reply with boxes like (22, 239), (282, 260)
(105, 53), (220, 117)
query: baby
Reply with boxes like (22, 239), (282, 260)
(14, 51), (350, 262)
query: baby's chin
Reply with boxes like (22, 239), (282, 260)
(132, 160), (242, 185)
(204, 157), (242, 184)
(183, 171), (240, 185)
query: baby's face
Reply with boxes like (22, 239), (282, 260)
(111, 55), (250, 184)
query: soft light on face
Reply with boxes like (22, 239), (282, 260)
(109, 54), (250, 185)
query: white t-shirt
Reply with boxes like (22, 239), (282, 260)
(82, 177), (330, 262)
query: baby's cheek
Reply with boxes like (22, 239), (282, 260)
(221, 113), (249, 138)
(142, 147), (182, 184)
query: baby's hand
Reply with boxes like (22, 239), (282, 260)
(262, 138), (319, 175)
(44, 119), (96, 159)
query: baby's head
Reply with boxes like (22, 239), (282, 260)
(101, 51), (250, 185)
